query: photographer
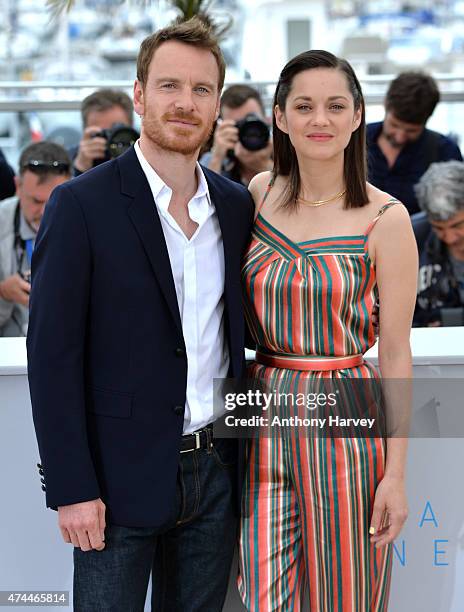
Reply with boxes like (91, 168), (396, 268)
(413, 160), (464, 327)
(71, 88), (137, 176)
(0, 142), (71, 336)
(202, 84), (272, 185)
(367, 71), (462, 216)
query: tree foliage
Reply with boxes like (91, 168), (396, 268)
(46, 0), (232, 37)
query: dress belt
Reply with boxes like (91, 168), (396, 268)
(255, 348), (364, 371)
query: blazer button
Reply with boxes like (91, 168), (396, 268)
(40, 478), (45, 484)
(173, 405), (184, 416)
(41, 485), (46, 492)
(175, 348), (185, 358)
(37, 463), (42, 470)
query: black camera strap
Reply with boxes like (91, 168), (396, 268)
(13, 202), (34, 273)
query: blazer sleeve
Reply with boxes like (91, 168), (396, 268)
(242, 189), (257, 351)
(27, 183), (100, 509)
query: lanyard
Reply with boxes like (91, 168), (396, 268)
(25, 239), (34, 265)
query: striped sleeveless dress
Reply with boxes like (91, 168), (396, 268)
(238, 181), (397, 612)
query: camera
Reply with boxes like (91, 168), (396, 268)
(20, 270), (31, 284)
(236, 113), (270, 151)
(92, 123), (139, 163)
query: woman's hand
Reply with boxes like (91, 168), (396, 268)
(369, 475), (408, 548)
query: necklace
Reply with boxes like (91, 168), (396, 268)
(297, 188), (347, 207)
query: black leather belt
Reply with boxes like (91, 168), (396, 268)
(180, 424), (214, 454)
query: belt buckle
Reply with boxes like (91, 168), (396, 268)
(180, 430), (202, 454)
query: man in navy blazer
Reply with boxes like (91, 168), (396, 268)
(27, 17), (253, 612)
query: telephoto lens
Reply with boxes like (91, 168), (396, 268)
(92, 123), (140, 163)
(106, 124), (140, 159)
(236, 113), (270, 151)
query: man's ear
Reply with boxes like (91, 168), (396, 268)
(14, 175), (20, 195)
(133, 79), (144, 117)
(274, 105), (288, 134)
(214, 95), (221, 121)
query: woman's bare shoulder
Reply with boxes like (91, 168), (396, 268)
(248, 171), (273, 203)
(366, 183), (412, 232)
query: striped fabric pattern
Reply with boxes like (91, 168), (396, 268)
(238, 199), (397, 611)
(244, 213), (380, 359)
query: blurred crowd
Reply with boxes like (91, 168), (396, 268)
(1, 70), (464, 337)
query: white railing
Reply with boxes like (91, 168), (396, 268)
(1, 75), (464, 111)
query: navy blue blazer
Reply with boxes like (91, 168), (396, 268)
(27, 147), (254, 528)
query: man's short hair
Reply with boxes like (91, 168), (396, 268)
(81, 88), (133, 127)
(385, 71), (440, 125)
(137, 16), (226, 92)
(19, 141), (72, 185)
(415, 160), (464, 221)
(220, 84), (265, 115)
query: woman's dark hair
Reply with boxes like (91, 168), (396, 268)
(273, 50), (368, 210)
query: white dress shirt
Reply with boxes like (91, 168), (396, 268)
(134, 142), (229, 434)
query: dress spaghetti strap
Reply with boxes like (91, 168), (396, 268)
(364, 198), (400, 236)
(254, 175), (276, 220)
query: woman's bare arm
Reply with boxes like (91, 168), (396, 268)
(369, 202), (418, 547)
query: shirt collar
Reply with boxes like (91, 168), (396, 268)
(368, 120), (427, 153)
(19, 209), (37, 241)
(134, 140), (211, 212)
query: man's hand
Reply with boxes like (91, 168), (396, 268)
(207, 119), (239, 172)
(0, 274), (30, 306)
(74, 127), (107, 173)
(58, 498), (106, 552)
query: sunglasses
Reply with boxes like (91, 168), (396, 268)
(21, 160), (71, 172)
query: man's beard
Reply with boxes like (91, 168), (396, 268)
(143, 109), (213, 155)
(383, 131), (402, 149)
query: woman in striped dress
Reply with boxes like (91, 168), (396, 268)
(238, 50), (418, 611)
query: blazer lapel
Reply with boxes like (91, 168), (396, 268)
(206, 172), (236, 297)
(118, 149), (182, 335)
(204, 170), (242, 365)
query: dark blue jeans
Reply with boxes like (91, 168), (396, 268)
(73, 438), (238, 612)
